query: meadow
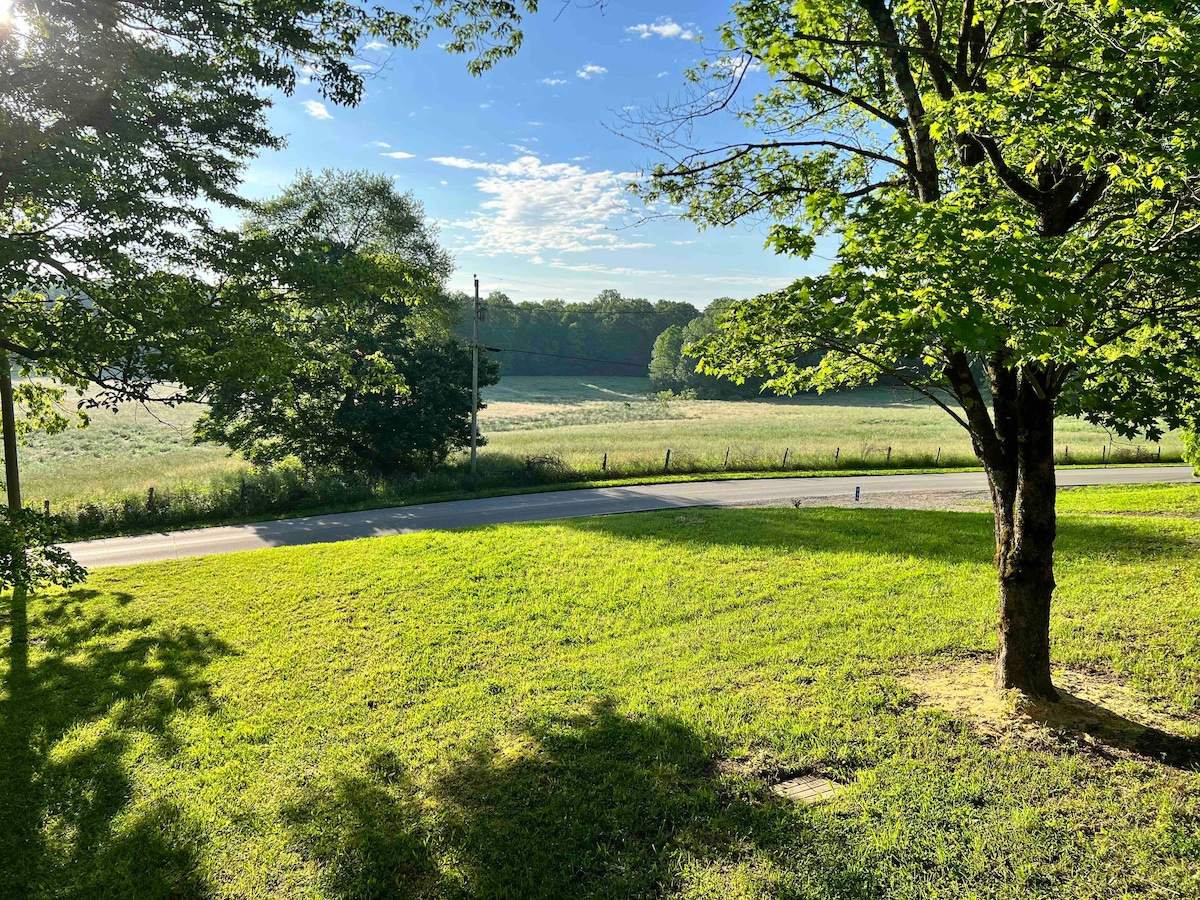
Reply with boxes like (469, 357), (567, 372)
(2, 482), (1198, 898)
(18, 377), (1182, 512)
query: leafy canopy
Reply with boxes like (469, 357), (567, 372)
(638, 0), (1200, 440)
(196, 170), (498, 478)
(0, 0), (543, 414)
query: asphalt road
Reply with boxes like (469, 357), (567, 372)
(70, 465), (1197, 568)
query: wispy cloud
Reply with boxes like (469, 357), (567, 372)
(627, 18), (695, 41)
(381, 151), (415, 159)
(363, 40), (388, 51)
(575, 64), (607, 80)
(541, 77), (568, 86)
(429, 155), (652, 256)
(367, 140), (391, 148)
(302, 100), (333, 120)
(656, 71), (669, 78)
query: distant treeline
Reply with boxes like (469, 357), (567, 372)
(454, 289), (700, 376)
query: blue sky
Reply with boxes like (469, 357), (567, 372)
(232, 2), (827, 306)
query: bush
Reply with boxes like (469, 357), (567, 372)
(1185, 429), (1199, 475)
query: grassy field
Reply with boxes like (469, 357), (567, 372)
(18, 395), (241, 506)
(3, 483), (1198, 898)
(482, 378), (1180, 474)
(13, 376), (1184, 509)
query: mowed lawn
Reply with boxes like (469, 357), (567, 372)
(2, 486), (1199, 898)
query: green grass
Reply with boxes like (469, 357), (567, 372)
(1058, 482), (1200, 516)
(18, 393), (243, 506)
(481, 379), (1180, 475)
(3, 484), (1199, 897)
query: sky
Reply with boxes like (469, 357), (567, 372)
(231, 1), (827, 307)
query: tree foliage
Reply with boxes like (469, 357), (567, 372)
(648, 299), (768, 398)
(0, 0), (542, 412)
(456, 290), (699, 376)
(636, 0), (1200, 697)
(196, 170), (496, 478)
(0, 0), (554, 586)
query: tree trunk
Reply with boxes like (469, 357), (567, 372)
(0, 350), (22, 511)
(990, 381), (1058, 699)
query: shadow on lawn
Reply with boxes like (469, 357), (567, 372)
(559, 506), (1197, 566)
(1, 586), (232, 899)
(1027, 691), (1200, 769)
(284, 699), (878, 899)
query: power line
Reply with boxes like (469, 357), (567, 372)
(485, 347), (649, 370)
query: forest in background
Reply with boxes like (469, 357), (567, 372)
(454, 289), (701, 376)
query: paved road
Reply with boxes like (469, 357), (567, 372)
(70, 465), (1197, 568)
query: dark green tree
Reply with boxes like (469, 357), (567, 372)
(648, 325), (687, 392)
(638, 0), (1200, 698)
(196, 170), (498, 478)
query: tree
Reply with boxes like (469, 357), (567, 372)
(0, 0), (550, 585)
(195, 170), (498, 478)
(455, 290), (699, 375)
(649, 325), (687, 391)
(637, 0), (1200, 698)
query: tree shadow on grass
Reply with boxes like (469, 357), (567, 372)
(557, 506), (1197, 567)
(1024, 691), (1200, 770)
(1, 586), (233, 898)
(284, 699), (879, 899)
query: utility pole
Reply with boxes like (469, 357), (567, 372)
(0, 350), (22, 511)
(470, 275), (481, 480)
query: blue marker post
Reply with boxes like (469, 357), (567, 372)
(855, 486), (861, 502)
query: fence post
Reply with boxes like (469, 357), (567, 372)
(935, 447), (941, 465)
(723, 448), (730, 470)
(1102, 444), (1107, 466)
(886, 446), (892, 463)
(1064, 445), (1069, 463)
(782, 447), (789, 468)
(834, 447), (840, 463)
(43, 499), (50, 519)
(664, 449), (671, 472)
(147, 486), (155, 511)
(1158, 444), (1162, 462)
(602, 452), (607, 472)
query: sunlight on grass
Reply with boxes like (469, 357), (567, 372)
(3, 486), (1198, 897)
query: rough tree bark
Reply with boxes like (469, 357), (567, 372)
(990, 377), (1058, 698)
(946, 353), (1059, 700)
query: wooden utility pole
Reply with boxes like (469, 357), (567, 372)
(0, 350), (22, 511)
(470, 275), (481, 480)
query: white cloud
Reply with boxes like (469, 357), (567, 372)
(656, 71), (669, 78)
(576, 64), (607, 80)
(302, 100), (333, 120)
(541, 77), (568, 86)
(671, 240), (696, 246)
(627, 18), (695, 41)
(351, 63), (374, 72)
(367, 140), (391, 148)
(363, 40), (388, 51)
(381, 151), (415, 159)
(479, 102), (492, 109)
(549, 261), (666, 277)
(428, 155), (653, 256)
(527, 120), (544, 127)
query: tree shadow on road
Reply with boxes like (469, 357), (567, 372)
(1, 586), (233, 898)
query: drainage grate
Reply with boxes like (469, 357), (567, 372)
(770, 775), (840, 804)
